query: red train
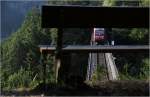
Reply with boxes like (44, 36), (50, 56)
(91, 28), (106, 42)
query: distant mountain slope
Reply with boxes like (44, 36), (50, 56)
(1, 1), (46, 40)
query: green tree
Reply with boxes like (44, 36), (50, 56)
(140, 0), (149, 7)
(1, 8), (56, 89)
(103, 0), (116, 6)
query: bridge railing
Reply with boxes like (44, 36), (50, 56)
(39, 45), (149, 53)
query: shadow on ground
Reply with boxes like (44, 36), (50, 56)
(1, 80), (149, 96)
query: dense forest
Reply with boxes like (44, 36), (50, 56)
(1, 0), (149, 95)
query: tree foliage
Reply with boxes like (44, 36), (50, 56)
(1, 8), (56, 89)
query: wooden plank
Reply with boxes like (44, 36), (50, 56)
(42, 6), (148, 28)
(55, 28), (63, 83)
(39, 45), (149, 53)
(40, 51), (47, 93)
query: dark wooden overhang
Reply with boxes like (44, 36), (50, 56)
(42, 5), (149, 28)
(40, 5), (149, 53)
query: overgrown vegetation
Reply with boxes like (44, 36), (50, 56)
(1, 8), (56, 90)
(91, 65), (107, 84)
(113, 28), (149, 80)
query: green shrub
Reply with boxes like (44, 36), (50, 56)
(139, 58), (149, 80)
(91, 64), (107, 83)
(119, 58), (149, 80)
(6, 67), (38, 89)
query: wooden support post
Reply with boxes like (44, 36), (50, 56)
(55, 28), (63, 83)
(40, 51), (47, 93)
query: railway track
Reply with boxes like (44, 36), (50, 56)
(86, 52), (119, 81)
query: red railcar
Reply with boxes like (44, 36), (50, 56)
(92, 28), (106, 42)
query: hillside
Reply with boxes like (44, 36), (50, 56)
(1, 1), (45, 40)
